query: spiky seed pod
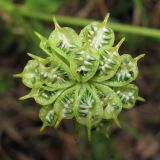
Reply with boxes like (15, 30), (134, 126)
(49, 17), (81, 55)
(80, 14), (114, 50)
(14, 14), (144, 139)
(70, 47), (100, 82)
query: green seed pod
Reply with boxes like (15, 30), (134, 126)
(92, 38), (124, 82)
(35, 32), (75, 80)
(70, 46), (99, 82)
(80, 14), (114, 50)
(49, 17), (81, 55)
(39, 105), (58, 130)
(35, 89), (63, 105)
(53, 85), (79, 127)
(15, 13), (144, 139)
(14, 60), (41, 88)
(75, 84), (103, 138)
(94, 83), (122, 126)
(112, 84), (144, 109)
(19, 87), (63, 106)
(103, 54), (145, 87)
(38, 59), (74, 90)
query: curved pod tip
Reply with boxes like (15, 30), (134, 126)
(134, 54), (145, 62)
(103, 13), (110, 24)
(53, 16), (61, 29)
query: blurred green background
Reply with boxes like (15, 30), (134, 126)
(0, 0), (160, 160)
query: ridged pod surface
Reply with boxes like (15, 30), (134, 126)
(14, 14), (144, 139)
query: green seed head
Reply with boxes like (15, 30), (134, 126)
(14, 14), (144, 139)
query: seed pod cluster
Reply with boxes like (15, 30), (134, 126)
(15, 14), (144, 139)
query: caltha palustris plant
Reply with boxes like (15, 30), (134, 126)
(14, 14), (144, 139)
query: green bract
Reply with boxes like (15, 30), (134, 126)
(14, 14), (144, 139)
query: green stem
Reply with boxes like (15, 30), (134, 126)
(0, 2), (160, 39)
(18, 9), (160, 39)
(19, 10), (160, 39)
